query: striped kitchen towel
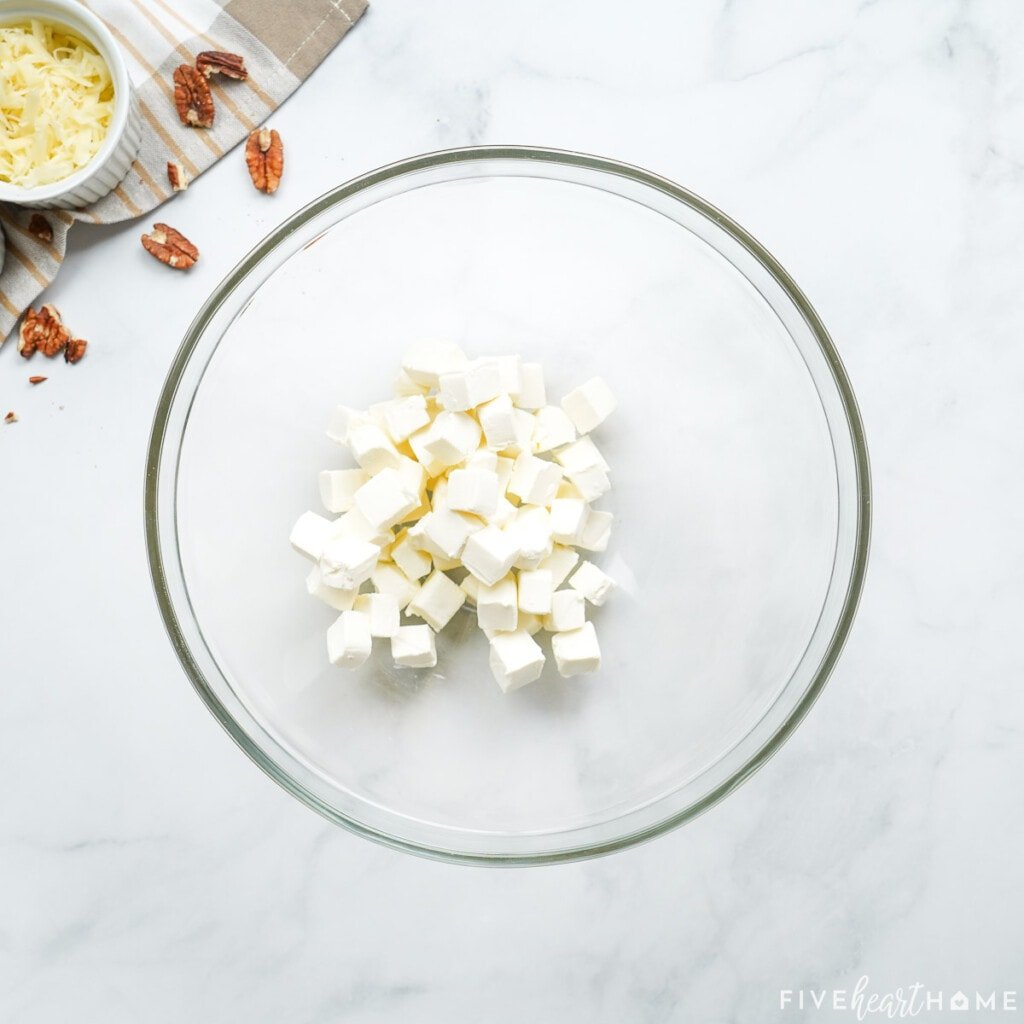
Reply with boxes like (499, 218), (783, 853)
(0, 0), (367, 343)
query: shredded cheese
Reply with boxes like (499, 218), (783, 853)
(0, 19), (114, 188)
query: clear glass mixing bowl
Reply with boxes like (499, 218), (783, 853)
(146, 147), (870, 864)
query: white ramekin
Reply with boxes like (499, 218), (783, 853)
(0, 0), (142, 209)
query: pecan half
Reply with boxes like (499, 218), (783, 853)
(245, 128), (284, 194)
(28, 375), (47, 384)
(196, 50), (248, 80)
(173, 64), (214, 128)
(28, 214), (53, 244)
(167, 160), (190, 192)
(65, 338), (88, 364)
(141, 223), (199, 270)
(19, 305), (69, 359)
(4, 411), (17, 425)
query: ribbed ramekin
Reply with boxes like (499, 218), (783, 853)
(0, 0), (141, 210)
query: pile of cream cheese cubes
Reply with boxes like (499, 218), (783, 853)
(289, 343), (617, 692)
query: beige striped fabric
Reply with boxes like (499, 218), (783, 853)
(0, 0), (367, 343)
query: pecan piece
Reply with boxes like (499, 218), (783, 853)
(5, 411), (17, 425)
(28, 375), (47, 384)
(141, 223), (199, 270)
(167, 160), (190, 192)
(28, 214), (53, 244)
(65, 338), (88, 364)
(19, 305), (69, 359)
(173, 64), (214, 128)
(245, 128), (284, 194)
(196, 50), (248, 80)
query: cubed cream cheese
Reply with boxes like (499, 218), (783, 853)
(446, 467), (500, 517)
(488, 630), (545, 691)
(577, 509), (613, 552)
(407, 570), (466, 631)
(566, 464), (611, 503)
(326, 609), (372, 668)
(290, 510), (337, 561)
(382, 394), (431, 442)
(554, 435), (609, 474)
(391, 624), (437, 668)
(354, 592), (400, 638)
(517, 569), (553, 615)
(543, 589), (586, 632)
(418, 508), (483, 560)
(549, 498), (588, 545)
(318, 468), (369, 515)
(348, 423), (403, 475)
(506, 506), (553, 570)
(462, 525), (520, 586)
(438, 359), (503, 411)
(507, 453), (563, 506)
(532, 406), (577, 453)
(551, 621), (601, 677)
(306, 565), (357, 611)
(561, 377), (617, 434)
(514, 362), (546, 410)
(569, 561), (616, 606)
(371, 562), (419, 610)
(391, 533), (432, 580)
(539, 545), (580, 588)
(320, 537), (380, 589)
(477, 575), (518, 632)
(402, 342), (468, 387)
(353, 467), (419, 530)
(478, 393), (518, 451)
(419, 411), (482, 468)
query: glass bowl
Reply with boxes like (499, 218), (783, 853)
(146, 146), (870, 865)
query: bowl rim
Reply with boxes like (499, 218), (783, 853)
(145, 145), (873, 866)
(0, 0), (132, 203)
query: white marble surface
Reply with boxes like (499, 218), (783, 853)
(2, 0), (1022, 1019)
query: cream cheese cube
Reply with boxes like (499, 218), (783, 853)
(326, 609), (372, 668)
(348, 423), (403, 475)
(520, 612), (543, 635)
(488, 630), (545, 692)
(462, 525), (520, 586)
(569, 561), (616, 606)
(329, 507), (392, 546)
(555, 478), (585, 500)
(393, 368), (430, 397)
(465, 449), (498, 474)
(561, 377), (617, 434)
(543, 589), (586, 632)
(554, 435), (609, 474)
(326, 405), (369, 446)
(478, 393), (518, 451)
(320, 537), (380, 589)
(577, 509), (613, 552)
(507, 453), (563, 506)
(383, 395), (431, 443)
(517, 569), (553, 615)
(290, 511), (336, 561)
(460, 574), (481, 607)
(354, 592), (400, 638)
(447, 468), (500, 518)
(318, 468), (369, 515)
(432, 553), (462, 571)
(407, 570), (466, 631)
(503, 409), (537, 456)
(494, 455), (515, 493)
(477, 575), (518, 632)
(566, 464), (611, 502)
(391, 533), (432, 580)
(418, 508), (483, 560)
(488, 496), (517, 527)
(391, 624), (437, 668)
(482, 354), (522, 395)
(532, 406), (577, 454)
(549, 498), (588, 545)
(551, 621), (601, 677)
(514, 362), (546, 410)
(438, 359), (503, 411)
(372, 562), (419, 609)
(353, 467), (419, 530)
(420, 411), (482, 468)
(539, 545), (580, 588)
(506, 506), (553, 570)
(407, 426), (449, 479)
(306, 565), (357, 611)
(402, 342), (468, 387)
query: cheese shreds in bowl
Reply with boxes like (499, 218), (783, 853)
(0, 19), (114, 189)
